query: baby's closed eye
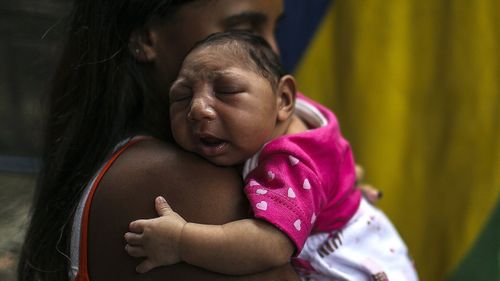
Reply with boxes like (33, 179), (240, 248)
(170, 87), (192, 104)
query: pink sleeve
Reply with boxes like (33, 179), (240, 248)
(244, 152), (323, 254)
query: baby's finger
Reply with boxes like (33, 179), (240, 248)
(355, 164), (365, 183)
(124, 232), (143, 245)
(155, 196), (174, 217)
(125, 244), (146, 257)
(136, 259), (157, 273)
(129, 220), (146, 233)
(360, 184), (383, 204)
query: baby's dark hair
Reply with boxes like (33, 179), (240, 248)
(189, 31), (287, 88)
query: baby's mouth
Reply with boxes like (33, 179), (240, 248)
(197, 134), (229, 157)
(200, 136), (225, 147)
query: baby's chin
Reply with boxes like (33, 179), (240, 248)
(203, 155), (246, 168)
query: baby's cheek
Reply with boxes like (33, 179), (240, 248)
(245, 127), (274, 150)
(171, 122), (189, 148)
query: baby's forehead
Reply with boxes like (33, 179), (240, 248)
(183, 45), (262, 76)
(188, 44), (254, 65)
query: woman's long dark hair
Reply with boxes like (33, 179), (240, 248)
(18, 1), (193, 280)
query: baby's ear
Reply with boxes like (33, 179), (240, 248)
(276, 75), (297, 122)
(128, 27), (158, 62)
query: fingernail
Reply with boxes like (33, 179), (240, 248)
(157, 196), (166, 203)
(377, 191), (383, 199)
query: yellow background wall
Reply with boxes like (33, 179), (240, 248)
(295, 1), (500, 280)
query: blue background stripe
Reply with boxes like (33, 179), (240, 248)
(276, 0), (333, 73)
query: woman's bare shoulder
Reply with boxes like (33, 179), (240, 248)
(88, 138), (296, 281)
(98, 138), (248, 222)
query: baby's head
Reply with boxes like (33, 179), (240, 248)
(169, 31), (297, 166)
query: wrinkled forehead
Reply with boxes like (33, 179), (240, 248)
(180, 43), (260, 79)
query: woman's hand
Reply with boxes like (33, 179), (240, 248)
(125, 196), (187, 273)
(355, 165), (382, 204)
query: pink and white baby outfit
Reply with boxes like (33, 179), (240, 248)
(242, 94), (418, 281)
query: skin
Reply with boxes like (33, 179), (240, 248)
(169, 47), (291, 166)
(88, 0), (301, 280)
(90, 140), (300, 280)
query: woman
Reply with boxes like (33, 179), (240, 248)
(18, 1), (376, 280)
(18, 1), (299, 280)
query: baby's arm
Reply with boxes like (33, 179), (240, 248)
(125, 196), (294, 275)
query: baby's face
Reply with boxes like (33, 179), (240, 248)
(169, 46), (280, 166)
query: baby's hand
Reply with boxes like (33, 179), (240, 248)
(355, 165), (382, 204)
(124, 196), (187, 273)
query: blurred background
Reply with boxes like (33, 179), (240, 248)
(0, 1), (70, 280)
(276, 1), (500, 280)
(1, 0), (499, 280)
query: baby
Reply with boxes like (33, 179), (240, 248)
(124, 31), (418, 281)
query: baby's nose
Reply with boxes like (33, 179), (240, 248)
(187, 97), (216, 121)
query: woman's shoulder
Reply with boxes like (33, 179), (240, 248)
(86, 137), (299, 281)
(86, 138), (243, 280)
(114, 137), (218, 173)
(97, 136), (248, 223)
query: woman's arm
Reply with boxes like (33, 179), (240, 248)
(88, 138), (300, 281)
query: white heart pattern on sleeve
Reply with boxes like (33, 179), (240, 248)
(256, 201), (268, 211)
(249, 180), (259, 186)
(294, 219), (302, 231)
(289, 155), (300, 166)
(303, 178), (311, 189)
(256, 189), (268, 195)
